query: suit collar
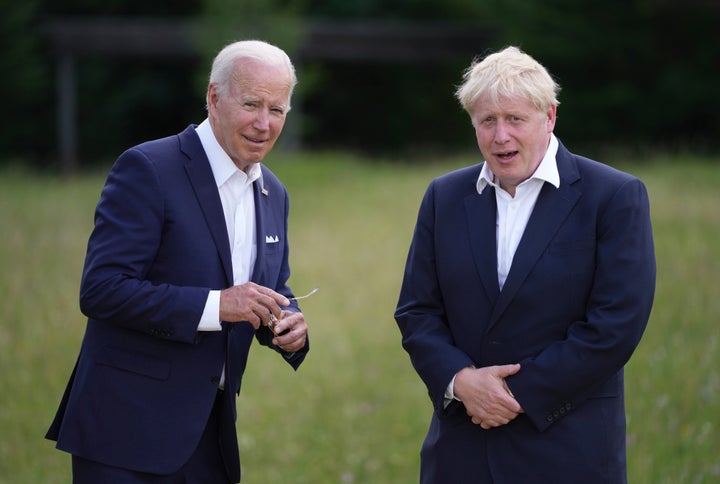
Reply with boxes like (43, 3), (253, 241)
(476, 134), (561, 195)
(195, 119), (263, 188)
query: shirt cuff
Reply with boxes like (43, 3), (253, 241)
(443, 374), (459, 408)
(197, 290), (222, 331)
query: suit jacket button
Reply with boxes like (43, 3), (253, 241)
(546, 415), (554, 422)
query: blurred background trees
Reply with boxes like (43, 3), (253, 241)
(2, 0), (718, 169)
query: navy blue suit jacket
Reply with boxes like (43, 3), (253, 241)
(47, 125), (308, 475)
(395, 141), (655, 483)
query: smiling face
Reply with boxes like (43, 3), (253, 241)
(207, 58), (292, 171)
(470, 95), (556, 196)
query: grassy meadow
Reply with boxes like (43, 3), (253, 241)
(1, 152), (718, 483)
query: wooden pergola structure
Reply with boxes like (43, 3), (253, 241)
(44, 17), (493, 173)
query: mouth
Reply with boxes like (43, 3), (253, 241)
(494, 150), (518, 162)
(243, 135), (267, 145)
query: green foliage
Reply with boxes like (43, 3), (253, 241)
(1, 0), (718, 164)
(480, 0), (720, 150)
(1, 153), (719, 482)
(70, 58), (207, 162)
(41, 0), (199, 16)
(0, 0), (205, 167)
(42, 0), (205, 164)
(299, 61), (475, 154)
(0, 0), (52, 160)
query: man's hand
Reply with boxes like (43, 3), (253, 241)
(219, 282), (290, 329)
(453, 364), (523, 429)
(268, 309), (308, 353)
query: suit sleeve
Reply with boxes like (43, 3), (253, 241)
(395, 181), (476, 411)
(507, 177), (656, 431)
(79, 148), (209, 344)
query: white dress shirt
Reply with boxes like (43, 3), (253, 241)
(477, 134), (560, 290)
(445, 134), (560, 405)
(194, 119), (261, 332)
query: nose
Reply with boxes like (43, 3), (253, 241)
(493, 120), (510, 144)
(253, 109), (270, 131)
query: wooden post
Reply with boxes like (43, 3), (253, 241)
(56, 52), (77, 175)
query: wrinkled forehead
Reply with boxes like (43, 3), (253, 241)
(229, 59), (292, 100)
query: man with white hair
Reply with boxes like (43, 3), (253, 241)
(395, 46), (655, 483)
(47, 40), (309, 483)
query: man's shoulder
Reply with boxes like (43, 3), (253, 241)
(131, 125), (197, 155)
(558, 143), (639, 187)
(115, 125), (201, 173)
(431, 163), (483, 190)
(572, 154), (639, 186)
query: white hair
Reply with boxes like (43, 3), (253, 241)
(456, 46), (560, 113)
(209, 40), (297, 100)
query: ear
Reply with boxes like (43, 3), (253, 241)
(207, 83), (220, 115)
(546, 104), (557, 132)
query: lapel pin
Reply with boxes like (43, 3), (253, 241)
(261, 188), (269, 197)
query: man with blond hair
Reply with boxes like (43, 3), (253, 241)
(47, 40), (309, 483)
(395, 46), (655, 483)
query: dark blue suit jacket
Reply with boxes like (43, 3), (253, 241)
(47, 125), (308, 475)
(395, 141), (655, 483)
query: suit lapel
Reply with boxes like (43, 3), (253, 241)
(489, 147), (582, 328)
(250, 179), (267, 283)
(179, 126), (234, 287)
(465, 185), (501, 304)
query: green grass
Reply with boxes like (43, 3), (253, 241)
(1, 153), (718, 483)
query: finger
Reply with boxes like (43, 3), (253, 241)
(250, 310), (265, 329)
(273, 335), (304, 352)
(243, 291), (279, 322)
(494, 363), (521, 378)
(237, 283), (284, 316)
(257, 294), (286, 321)
(489, 398), (521, 419)
(272, 323), (298, 343)
(472, 416), (494, 429)
(272, 326), (307, 352)
(270, 311), (303, 335)
(258, 286), (290, 307)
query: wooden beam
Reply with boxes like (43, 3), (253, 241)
(298, 19), (493, 62)
(43, 17), (493, 173)
(44, 17), (198, 57)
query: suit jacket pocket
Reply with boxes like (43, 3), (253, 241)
(96, 346), (171, 381)
(263, 237), (282, 253)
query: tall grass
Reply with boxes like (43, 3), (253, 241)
(0, 154), (718, 483)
